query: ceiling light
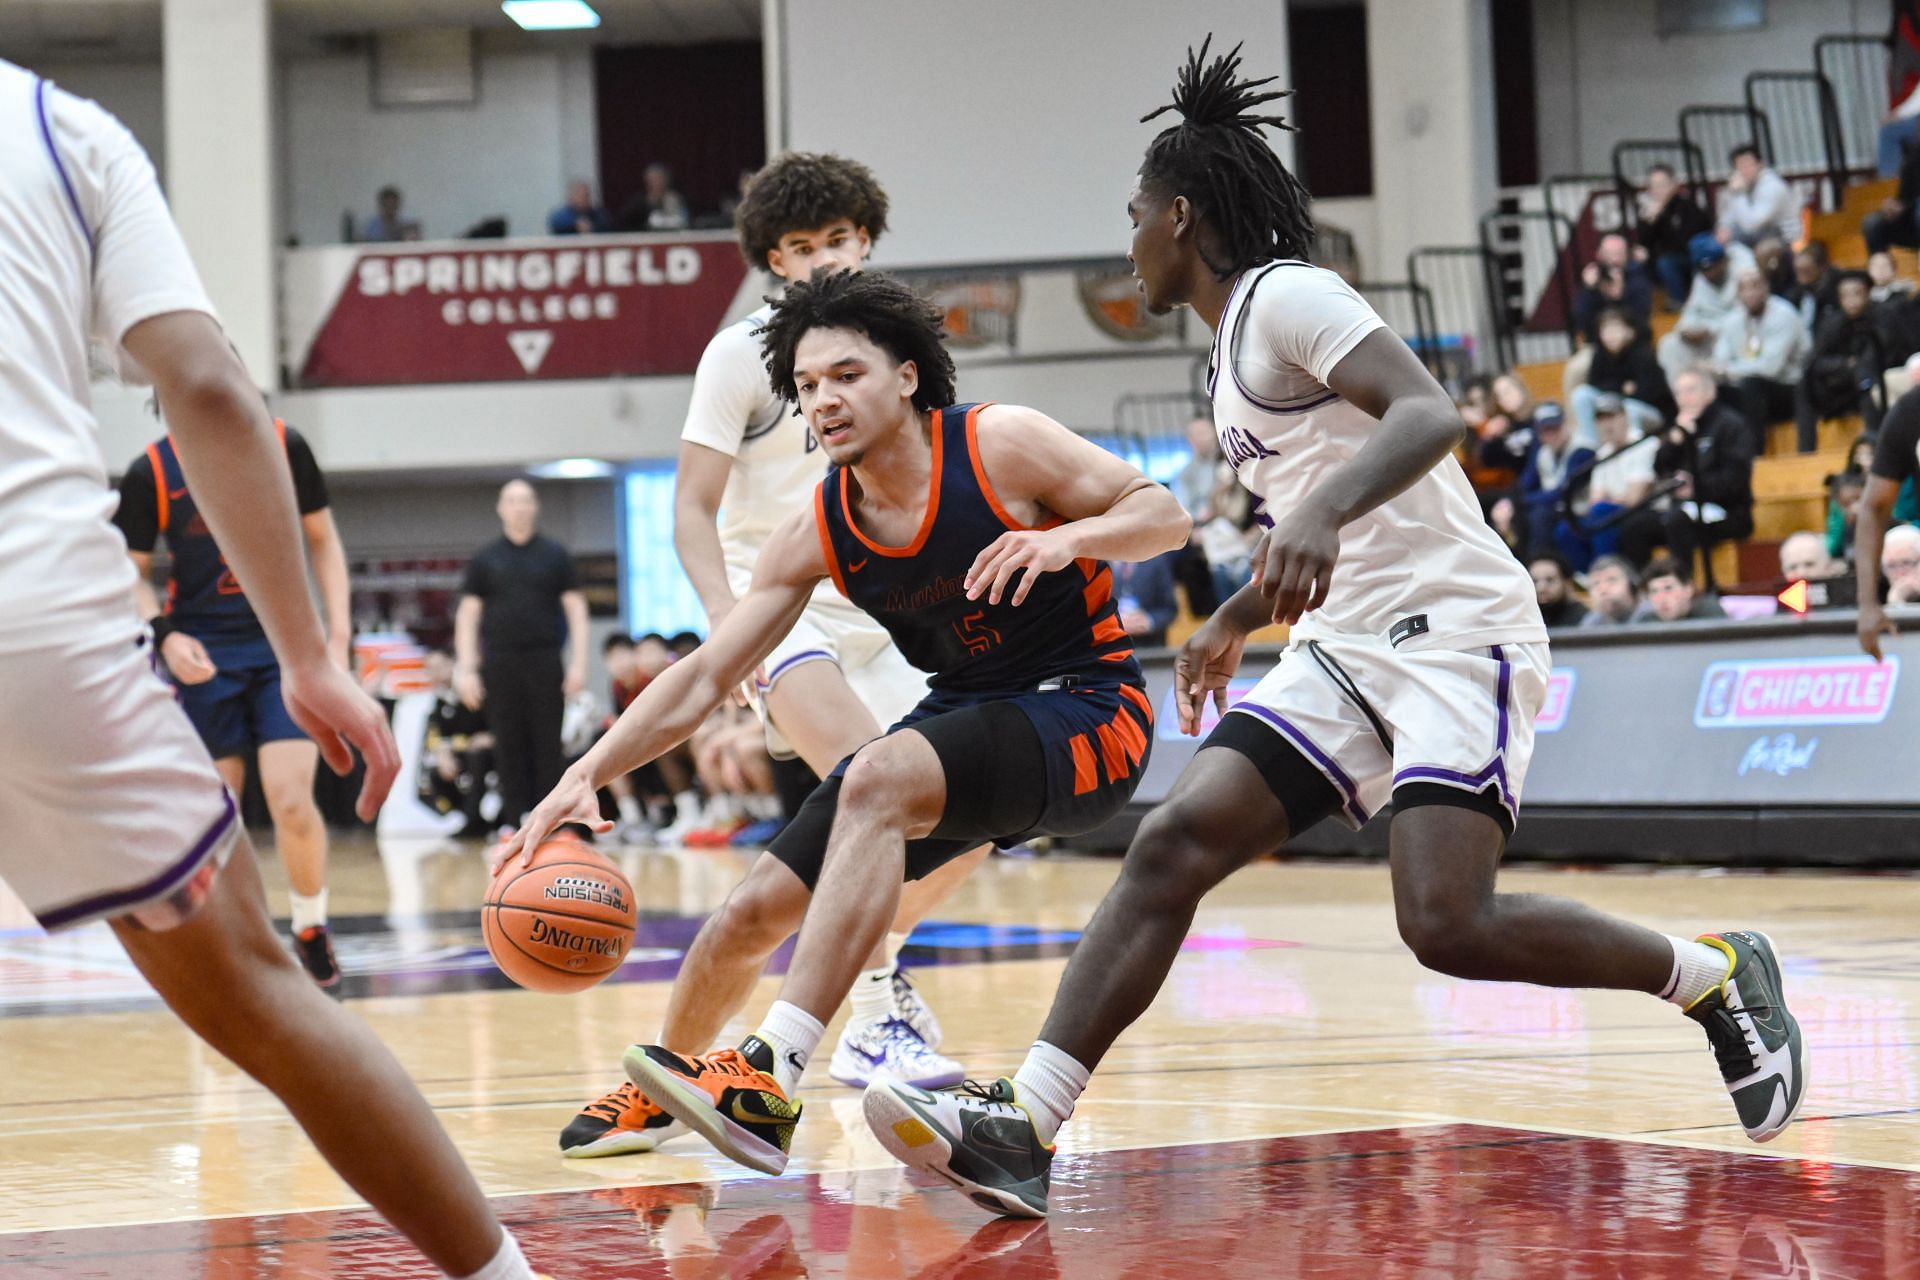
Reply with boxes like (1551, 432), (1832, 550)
(502, 1), (601, 32)
(528, 457), (614, 479)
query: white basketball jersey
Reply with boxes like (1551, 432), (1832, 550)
(680, 302), (827, 576)
(1208, 261), (1546, 652)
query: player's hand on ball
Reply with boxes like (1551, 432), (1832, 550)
(160, 631), (218, 684)
(1252, 503), (1341, 626)
(966, 529), (1077, 606)
(493, 767), (612, 873)
(1174, 615), (1249, 737)
(279, 656), (400, 823)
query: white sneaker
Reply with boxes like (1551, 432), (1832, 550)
(892, 967), (942, 1050)
(829, 1017), (964, 1090)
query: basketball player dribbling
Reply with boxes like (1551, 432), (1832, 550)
(863, 39), (1807, 1218)
(0, 62), (550, 1279)
(498, 269), (1192, 1178)
(556, 154), (989, 1160)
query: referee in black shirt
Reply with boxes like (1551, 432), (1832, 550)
(454, 480), (588, 833)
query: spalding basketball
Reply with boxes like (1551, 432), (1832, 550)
(483, 839), (637, 993)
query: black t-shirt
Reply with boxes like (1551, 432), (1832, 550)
(115, 424), (331, 553)
(1873, 390), (1920, 488)
(461, 534), (578, 656)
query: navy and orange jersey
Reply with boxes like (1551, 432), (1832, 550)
(113, 422), (330, 643)
(813, 402), (1141, 695)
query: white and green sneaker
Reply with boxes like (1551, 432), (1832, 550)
(1686, 930), (1807, 1143)
(863, 1077), (1053, 1218)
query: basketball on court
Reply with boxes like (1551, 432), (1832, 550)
(482, 840), (637, 993)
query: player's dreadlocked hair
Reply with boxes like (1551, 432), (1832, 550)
(734, 152), (891, 270)
(1139, 36), (1315, 279)
(757, 270), (956, 413)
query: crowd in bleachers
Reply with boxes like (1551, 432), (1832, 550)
(349, 169), (749, 244)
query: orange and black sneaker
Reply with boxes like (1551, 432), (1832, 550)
(558, 1080), (690, 1158)
(622, 1036), (801, 1176)
(293, 925), (342, 992)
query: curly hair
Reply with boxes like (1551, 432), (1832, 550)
(734, 152), (891, 270)
(1139, 35), (1315, 279)
(756, 270), (955, 413)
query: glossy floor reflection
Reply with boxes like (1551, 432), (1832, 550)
(2, 839), (1917, 1276)
(4, 1125), (1916, 1278)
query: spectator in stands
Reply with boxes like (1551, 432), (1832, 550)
(718, 168), (754, 226)
(1579, 554), (1650, 626)
(548, 179), (610, 236)
(1477, 373), (1544, 475)
(1617, 368), (1755, 572)
(1573, 306), (1672, 445)
(1573, 232), (1652, 344)
(1196, 466), (1259, 605)
(1796, 272), (1886, 452)
(1869, 251), (1916, 303)
(361, 185), (421, 242)
(1658, 234), (1756, 383)
(1866, 131), (1920, 255)
(1174, 412), (1221, 521)
(1789, 243), (1839, 338)
(1488, 495), (1523, 560)
(1458, 376), (1519, 501)
(1716, 144), (1801, 249)
(1516, 402), (1592, 557)
(1528, 553), (1589, 628)
(1880, 2), (1920, 175)
(618, 163), (691, 232)
(1884, 523), (1920, 602)
(1560, 393), (1656, 571)
(418, 650), (494, 839)
(1636, 163), (1711, 307)
(1643, 555), (1726, 622)
(1713, 266), (1810, 454)
(1779, 530), (1844, 582)
(667, 630), (701, 660)
(1113, 549), (1181, 648)
(1828, 469), (1867, 563)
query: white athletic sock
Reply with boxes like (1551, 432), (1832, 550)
(289, 890), (328, 933)
(671, 790), (701, 824)
(885, 931), (909, 971)
(847, 967), (895, 1029)
(616, 795), (642, 825)
(1660, 935), (1731, 1009)
(1012, 1040), (1090, 1145)
(754, 1000), (826, 1094)
(451, 1230), (535, 1280)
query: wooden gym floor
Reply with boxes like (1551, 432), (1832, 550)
(1, 836), (1917, 1277)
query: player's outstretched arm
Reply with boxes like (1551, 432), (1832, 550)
(121, 312), (398, 820)
(494, 510), (826, 867)
(1253, 329), (1463, 626)
(966, 404), (1192, 605)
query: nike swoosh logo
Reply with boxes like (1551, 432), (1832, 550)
(168, 487), (188, 500)
(730, 1091), (796, 1126)
(848, 558), (869, 573)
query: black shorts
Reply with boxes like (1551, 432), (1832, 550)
(766, 680), (1151, 890)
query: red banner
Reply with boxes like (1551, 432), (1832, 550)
(297, 237), (749, 387)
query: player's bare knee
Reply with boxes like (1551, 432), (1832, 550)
(716, 870), (807, 952)
(1396, 899), (1494, 977)
(840, 739), (934, 826)
(1121, 805), (1225, 906)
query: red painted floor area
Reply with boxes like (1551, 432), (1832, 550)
(5, 1125), (1916, 1279)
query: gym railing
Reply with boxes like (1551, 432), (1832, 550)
(1677, 103), (1774, 184)
(1745, 70), (1849, 206)
(1816, 33), (1892, 176)
(1407, 246), (1508, 385)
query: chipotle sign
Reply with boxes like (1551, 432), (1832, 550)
(296, 236), (749, 387)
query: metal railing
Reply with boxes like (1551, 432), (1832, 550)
(1406, 246), (1506, 386)
(1744, 70), (1848, 206)
(1478, 209), (1579, 365)
(1678, 103), (1774, 182)
(1543, 173), (1629, 248)
(1816, 33), (1891, 175)
(1354, 280), (1436, 362)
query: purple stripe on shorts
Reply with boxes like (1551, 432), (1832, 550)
(37, 789), (237, 931)
(1490, 645), (1512, 754)
(1229, 704), (1372, 825)
(34, 79), (94, 255)
(756, 648), (835, 691)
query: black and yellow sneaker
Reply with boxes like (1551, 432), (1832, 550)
(622, 1037), (801, 1175)
(558, 1080), (690, 1158)
(1687, 930), (1807, 1143)
(862, 1077), (1054, 1218)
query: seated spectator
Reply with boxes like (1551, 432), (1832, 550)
(1516, 402), (1593, 557)
(1573, 306), (1672, 445)
(618, 163), (691, 232)
(361, 185), (421, 242)
(1196, 467), (1259, 604)
(1458, 376), (1518, 499)
(1827, 469), (1867, 563)
(1636, 163), (1712, 307)
(1573, 232), (1653, 344)
(1617, 367), (1755, 571)
(1114, 546), (1182, 647)
(1869, 251), (1916, 304)
(1488, 495), (1523, 560)
(1796, 272), (1887, 452)
(1789, 242), (1839, 338)
(548, 179), (610, 236)
(1658, 234), (1756, 383)
(680, 705), (783, 847)
(1779, 530), (1845, 582)
(1578, 554), (1651, 626)
(1644, 555), (1727, 621)
(1476, 373), (1545, 475)
(1752, 236), (1795, 301)
(1558, 394), (1655, 570)
(718, 168), (754, 226)
(1865, 131), (1920, 255)
(1884, 523), (1920, 603)
(1713, 266), (1810, 454)
(418, 650), (495, 838)
(1174, 412), (1221, 521)
(1716, 144), (1801, 248)
(1529, 553), (1589, 627)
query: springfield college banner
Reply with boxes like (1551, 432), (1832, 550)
(286, 232), (750, 387)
